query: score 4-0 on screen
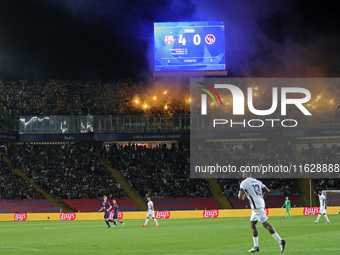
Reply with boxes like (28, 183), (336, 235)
(154, 21), (226, 72)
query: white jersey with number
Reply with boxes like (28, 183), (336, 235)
(240, 177), (266, 209)
(318, 194), (326, 214)
(318, 194), (326, 210)
(148, 201), (154, 211)
(318, 194), (326, 207)
(147, 201), (155, 218)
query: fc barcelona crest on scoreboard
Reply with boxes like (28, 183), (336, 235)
(164, 35), (174, 45)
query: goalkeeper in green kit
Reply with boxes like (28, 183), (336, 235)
(281, 197), (291, 218)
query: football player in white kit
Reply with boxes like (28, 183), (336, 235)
(238, 172), (286, 253)
(313, 189), (330, 223)
(141, 197), (159, 227)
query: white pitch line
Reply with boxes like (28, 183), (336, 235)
(9, 248), (340, 253)
(0, 246), (40, 252)
(1, 247), (340, 253)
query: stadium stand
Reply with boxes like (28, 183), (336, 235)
(8, 144), (126, 199)
(104, 143), (212, 198)
(4, 142), (304, 211)
(151, 198), (219, 210)
(0, 199), (59, 213)
(60, 197), (220, 212)
(0, 158), (41, 199)
(0, 79), (190, 117)
(1, 79), (340, 212)
(61, 198), (140, 212)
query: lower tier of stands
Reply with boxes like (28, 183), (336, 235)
(0, 196), (301, 213)
(0, 199), (60, 213)
(61, 198), (219, 212)
(61, 198), (140, 212)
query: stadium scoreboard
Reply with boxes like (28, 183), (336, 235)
(154, 22), (226, 73)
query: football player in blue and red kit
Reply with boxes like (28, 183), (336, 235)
(99, 195), (114, 228)
(112, 199), (124, 227)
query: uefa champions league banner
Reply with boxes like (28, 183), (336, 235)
(190, 78), (340, 179)
(19, 132), (189, 142)
(0, 133), (18, 141)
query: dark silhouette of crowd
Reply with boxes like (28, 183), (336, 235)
(1, 141), (339, 201)
(0, 79), (190, 117)
(5, 143), (211, 199)
(304, 143), (340, 188)
(216, 142), (298, 196)
(104, 143), (211, 198)
(302, 143), (340, 165)
(8, 144), (125, 199)
(0, 153), (41, 199)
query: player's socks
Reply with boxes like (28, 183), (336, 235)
(144, 219), (149, 225)
(253, 236), (259, 247)
(323, 214), (329, 221)
(271, 232), (282, 243)
(105, 221), (110, 228)
(154, 219), (159, 225)
(316, 214), (321, 222)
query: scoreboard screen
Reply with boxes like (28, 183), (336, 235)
(154, 21), (226, 72)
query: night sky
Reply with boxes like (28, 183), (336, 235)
(0, 0), (339, 80)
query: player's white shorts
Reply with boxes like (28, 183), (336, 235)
(147, 210), (155, 218)
(319, 206), (326, 214)
(250, 208), (268, 223)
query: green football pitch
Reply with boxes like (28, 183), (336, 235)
(0, 215), (339, 254)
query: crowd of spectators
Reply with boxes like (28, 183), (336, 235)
(0, 79), (190, 117)
(4, 142), (211, 199)
(8, 144), (125, 199)
(104, 143), (211, 198)
(215, 142), (299, 196)
(303, 143), (340, 188)
(0, 153), (41, 199)
(1, 79), (340, 134)
(314, 178), (340, 190)
(302, 143), (340, 165)
(2, 141), (340, 201)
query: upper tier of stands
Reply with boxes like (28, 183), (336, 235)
(0, 79), (189, 116)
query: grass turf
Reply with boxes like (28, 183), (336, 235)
(0, 215), (339, 254)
